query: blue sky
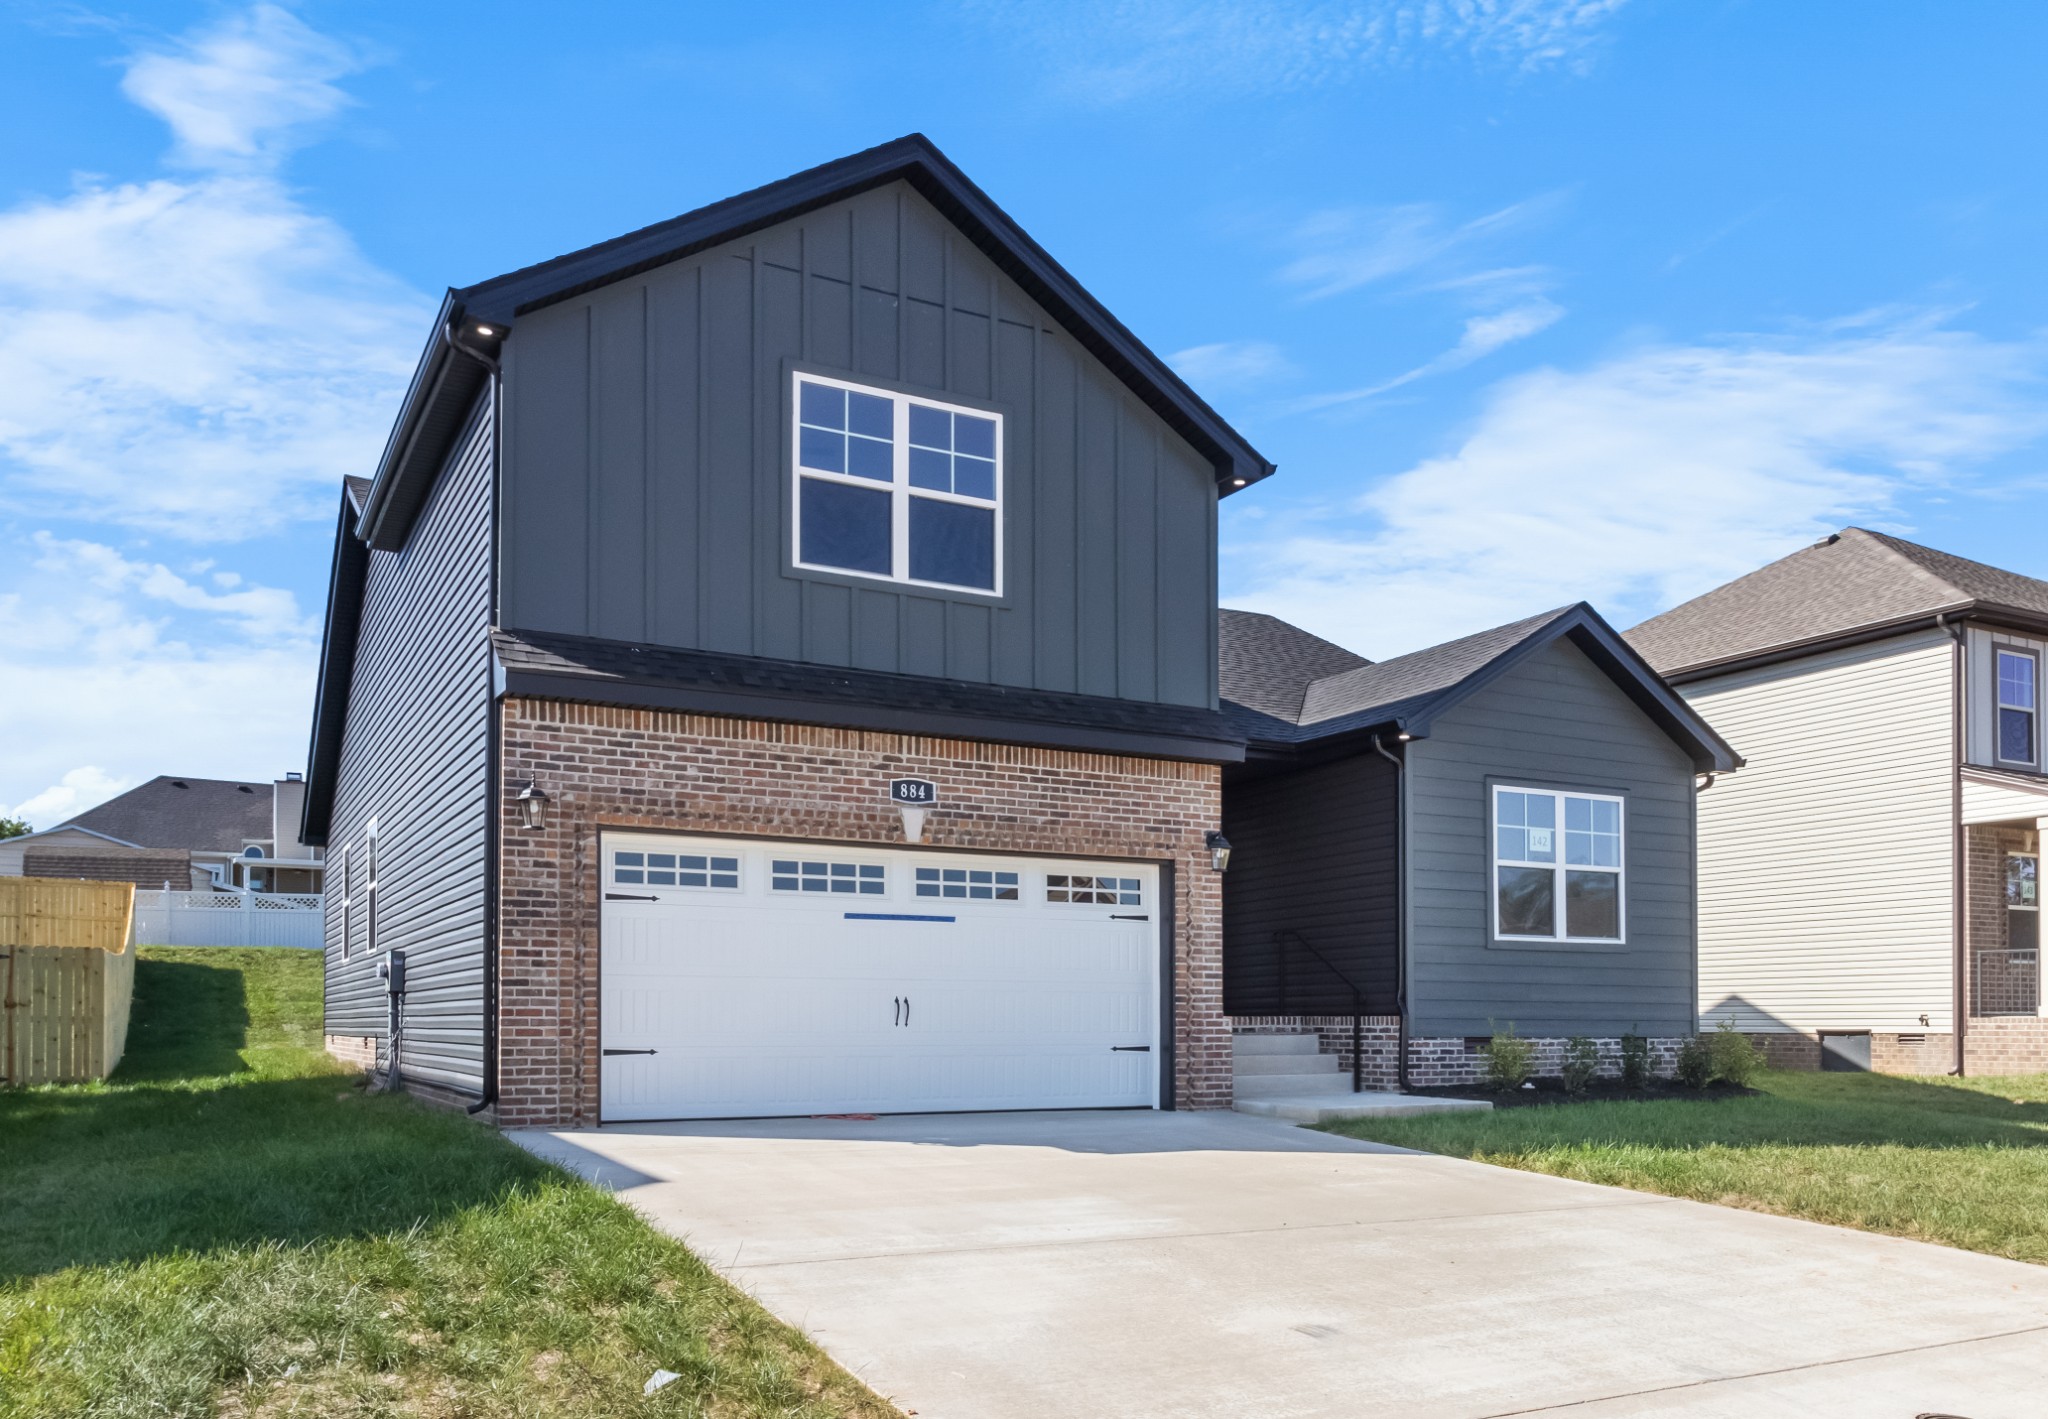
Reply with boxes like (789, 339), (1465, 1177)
(4, 0), (2047, 823)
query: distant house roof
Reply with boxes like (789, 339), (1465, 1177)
(1627, 527), (2048, 678)
(354, 132), (1275, 554)
(1221, 605), (1740, 773)
(55, 776), (274, 854)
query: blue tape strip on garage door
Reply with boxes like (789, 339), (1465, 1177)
(843, 912), (957, 922)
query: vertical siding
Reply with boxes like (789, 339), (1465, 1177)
(498, 180), (1218, 709)
(322, 391), (494, 1095)
(1965, 622), (2047, 771)
(1405, 638), (1700, 1037)
(1222, 754), (1399, 1015)
(1682, 630), (1955, 1033)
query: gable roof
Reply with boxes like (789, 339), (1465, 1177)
(354, 133), (1274, 553)
(57, 776), (275, 854)
(1222, 604), (1740, 772)
(1626, 527), (2048, 679)
(1218, 610), (1371, 722)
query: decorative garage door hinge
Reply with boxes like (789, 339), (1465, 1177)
(602, 1048), (658, 1056)
(605, 893), (659, 902)
(1110, 914), (1149, 921)
(1111, 1045), (1151, 1052)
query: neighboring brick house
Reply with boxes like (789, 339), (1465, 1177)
(1628, 528), (2048, 1075)
(1217, 605), (1737, 1100)
(302, 136), (1269, 1123)
(0, 775), (323, 892)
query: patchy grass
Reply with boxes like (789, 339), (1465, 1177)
(1322, 1070), (2048, 1264)
(0, 947), (898, 1419)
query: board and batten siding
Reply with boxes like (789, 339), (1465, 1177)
(1404, 637), (1700, 1038)
(1681, 629), (1955, 1034)
(498, 179), (1219, 709)
(1964, 623), (2048, 773)
(323, 390), (495, 1096)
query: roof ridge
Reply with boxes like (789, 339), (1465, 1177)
(1840, 526), (1977, 605)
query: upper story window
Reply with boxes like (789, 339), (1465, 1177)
(792, 374), (1002, 595)
(1997, 648), (2037, 764)
(1493, 786), (1624, 943)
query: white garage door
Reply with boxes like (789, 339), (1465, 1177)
(599, 833), (1162, 1121)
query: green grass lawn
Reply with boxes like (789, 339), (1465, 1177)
(1323, 1070), (2048, 1263)
(0, 947), (897, 1419)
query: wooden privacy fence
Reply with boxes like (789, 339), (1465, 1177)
(1, 877), (137, 1085)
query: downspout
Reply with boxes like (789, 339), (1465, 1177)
(443, 319), (504, 1117)
(1371, 733), (1408, 1091)
(1943, 611), (1967, 1076)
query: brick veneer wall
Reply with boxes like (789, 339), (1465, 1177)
(325, 1034), (376, 1069)
(495, 697), (1225, 1127)
(1228, 1020), (1685, 1090)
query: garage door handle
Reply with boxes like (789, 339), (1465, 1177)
(602, 1048), (658, 1056)
(1112, 1045), (1151, 1052)
(893, 996), (902, 1026)
(605, 893), (659, 902)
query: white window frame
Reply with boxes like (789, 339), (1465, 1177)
(610, 847), (742, 892)
(1490, 785), (1626, 945)
(1995, 647), (2038, 766)
(789, 371), (1005, 596)
(339, 844), (353, 960)
(363, 819), (379, 960)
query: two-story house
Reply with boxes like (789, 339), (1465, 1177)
(1628, 527), (2048, 1075)
(303, 136), (1273, 1125)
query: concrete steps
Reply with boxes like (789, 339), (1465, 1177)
(1230, 1032), (1492, 1124)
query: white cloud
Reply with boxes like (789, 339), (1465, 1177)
(984, 0), (1631, 105)
(1293, 297), (1563, 409)
(0, 12), (427, 540)
(4, 768), (133, 832)
(1170, 340), (1297, 389)
(1279, 196), (1560, 302)
(121, 3), (363, 169)
(1227, 317), (2048, 657)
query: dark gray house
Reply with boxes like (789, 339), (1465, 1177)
(305, 135), (1272, 1125)
(1218, 605), (1740, 1105)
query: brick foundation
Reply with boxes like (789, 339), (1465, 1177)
(495, 697), (1225, 1127)
(1228, 1022), (1685, 1089)
(1964, 1017), (2048, 1074)
(325, 1033), (376, 1069)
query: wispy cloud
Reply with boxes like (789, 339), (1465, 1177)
(1170, 340), (1297, 389)
(1279, 195), (1562, 302)
(1227, 315), (2048, 656)
(1292, 298), (1563, 409)
(981, 0), (1632, 105)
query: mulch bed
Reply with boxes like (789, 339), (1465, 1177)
(1408, 1078), (1762, 1108)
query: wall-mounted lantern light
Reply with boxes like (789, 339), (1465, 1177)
(516, 780), (551, 831)
(1205, 830), (1233, 873)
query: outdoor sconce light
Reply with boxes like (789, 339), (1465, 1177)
(516, 780), (551, 831)
(1206, 830), (1233, 873)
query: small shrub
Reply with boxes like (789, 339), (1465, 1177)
(1709, 1017), (1763, 1088)
(1674, 1034), (1714, 1090)
(1619, 1029), (1650, 1090)
(1482, 1021), (1535, 1093)
(1561, 1035), (1599, 1095)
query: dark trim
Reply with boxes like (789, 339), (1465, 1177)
(1371, 733), (1410, 1092)
(472, 373), (504, 1117)
(1158, 858), (1177, 1111)
(301, 488), (372, 846)
(1949, 615), (1968, 1076)
(1655, 605), (1987, 684)
(357, 298), (497, 552)
(498, 666), (1246, 763)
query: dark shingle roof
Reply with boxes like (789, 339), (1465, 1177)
(1218, 605), (1741, 771)
(63, 776), (273, 853)
(1217, 610), (1371, 722)
(1626, 527), (2048, 675)
(343, 476), (373, 514)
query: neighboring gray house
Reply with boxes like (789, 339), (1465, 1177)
(0, 775), (322, 892)
(1629, 527), (2048, 1076)
(1218, 605), (1740, 1103)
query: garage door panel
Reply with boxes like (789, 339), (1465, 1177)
(600, 834), (1161, 1121)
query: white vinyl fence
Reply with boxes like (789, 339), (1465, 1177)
(132, 891), (325, 949)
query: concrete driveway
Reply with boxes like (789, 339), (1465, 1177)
(512, 1110), (2048, 1419)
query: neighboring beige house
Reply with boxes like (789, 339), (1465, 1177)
(0, 775), (325, 893)
(1629, 528), (2048, 1075)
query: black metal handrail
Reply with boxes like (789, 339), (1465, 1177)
(1275, 929), (1368, 1093)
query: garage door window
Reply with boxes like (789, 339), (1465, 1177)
(615, 851), (739, 890)
(1047, 873), (1142, 906)
(915, 866), (1020, 900)
(771, 859), (887, 895)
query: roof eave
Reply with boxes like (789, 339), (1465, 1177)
(300, 488), (372, 847)
(1652, 602), (1990, 684)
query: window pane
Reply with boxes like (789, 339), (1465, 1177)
(1497, 866), (1555, 936)
(909, 497), (995, 589)
(2000, 652), (2036, 709)
(1498, 791), (1555, 863)
(1565, 871), (1620, 938)
(846, 434), (893, 481)
(799, 381), (845, 429)
(798, 426), (845, 473)
(909, 446), (951, 491)
(2001, 707), (2035, 762)
(955, 414), (996, 458)
(800, 478), (892, 575)
(953, 457), (996, 501)
(2008, 855), (2038, 908)
(909, 403), (951, 449)
(847, 390), (893, 439)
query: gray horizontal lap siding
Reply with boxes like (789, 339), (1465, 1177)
(323, 390), (494, 1095)
(1405, 637), (1699, 1038)
(499, 179), (1218, 710)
